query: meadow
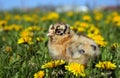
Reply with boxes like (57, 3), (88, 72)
(0, 9), (120, 78)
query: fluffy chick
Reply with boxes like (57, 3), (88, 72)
(47, 22), (100, 65)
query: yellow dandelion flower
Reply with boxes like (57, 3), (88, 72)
(0, 20), (7, 27)
(95, 61), (116, 70)
(65, 62), (85, 77)
(2, 24), (22, 31)
(73, 21), (89, 32)
(41, 60), (65, 69)
(83, 15), (91, 22)
(20, 30), (33, 37)
(26, 26), (41, 31)
(23, 15), (33, 22)
(95, 40), (107, 47)
(3, 26), (13, 31)
(80, 22), (89, 28)
(95, 61), (105, 69)
(87, 34), (107, 47)
(47, 12), (59, 21)
(34, 70), (45, 78)
(88, 25), (100, 35)
(112, 15), (120, 23)
(78, 27), (85, 32)
(17, 37), (33, 44)
(10, 24), (22, 31)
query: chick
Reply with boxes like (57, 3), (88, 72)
(47, 22), (100, 65)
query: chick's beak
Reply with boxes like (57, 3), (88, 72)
(47, 31), (54, 37)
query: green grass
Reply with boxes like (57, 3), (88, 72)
(0, 10), (120, 78)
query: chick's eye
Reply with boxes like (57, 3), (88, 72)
(55, 29), (63, 35)
(56, 29), (61, 33)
